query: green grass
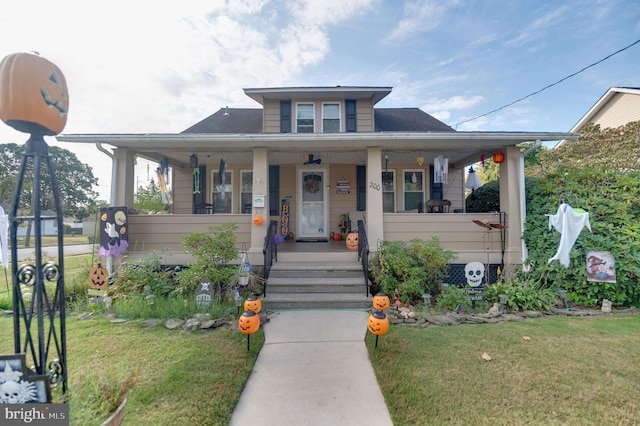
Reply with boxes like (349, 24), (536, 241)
(0, 314), (263, 425)
(367, 315), (640, 425)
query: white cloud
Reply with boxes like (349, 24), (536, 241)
(504, 5), (569, 47)
(384, 0), (460, 42)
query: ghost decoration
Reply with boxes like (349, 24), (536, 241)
(465, 262), (485, 287)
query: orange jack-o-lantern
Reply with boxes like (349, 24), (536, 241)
(333, 233), (342, 241)
(346, 232), (358, 251)
(89, 263), (108, 290)
(372, 292), (390, 311)
(492, 151), (505, 164)
(244, 295), (262, 314)
(253, 215), (264, 226)
(0, 52), (69, 136)
(367, 310), (389, 336)
(238, 310), (260, 334)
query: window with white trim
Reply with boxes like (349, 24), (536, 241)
(241, 170), (253, 214)
(296, 103), (314, 133)
(322, 103), (340, 133)
(212, 170), (233, 213)
(382, 170), (395, 212)
(403, 169), (424, 212)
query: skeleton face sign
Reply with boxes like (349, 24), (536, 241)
(465, 262), (485, 287)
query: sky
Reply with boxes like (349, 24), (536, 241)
(1, 0), (639, 200)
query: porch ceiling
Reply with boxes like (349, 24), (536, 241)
(57, 131), (578, 169)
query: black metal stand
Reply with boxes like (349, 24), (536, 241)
(10, 134), (67, 401)
(374, 335), (379, 349)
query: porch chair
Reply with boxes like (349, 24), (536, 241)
(425, 199), (451, 213)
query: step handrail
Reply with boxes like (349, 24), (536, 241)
(357, 219), (370, 297)
(262, 220), (278, 296)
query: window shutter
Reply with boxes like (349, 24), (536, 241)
(280, 100), (291, 133)
(269, 165), (280, 216)
(345, 99), (357, 132)
(429, 165), (443, 200)
(357, 165), (366, 211)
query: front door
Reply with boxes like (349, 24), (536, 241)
(298, 169), (328, 239)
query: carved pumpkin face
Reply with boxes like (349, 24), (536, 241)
(367, 310), (389, 336)
(372, 292), (390, 311)
(244, 295), (262, 314)
(0, 52), (69, 135)
(89, 264), (108, 290)
(238, 310), (260, 334)
(253, 215), (264, 226)
(346, 232), (358, 251)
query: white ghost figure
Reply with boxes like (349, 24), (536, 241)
(465, 262), (485, 287)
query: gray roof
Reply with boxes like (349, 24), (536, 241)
(182, 107), (453, 134)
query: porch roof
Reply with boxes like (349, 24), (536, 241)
(57, 131), (579, 169)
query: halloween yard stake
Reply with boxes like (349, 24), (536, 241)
(244, 295), (262, 314)
(238, 310), (260, 351)
(0, 51), (70, 400)
(367, 310), (389, 349)
(372, 292), (390, 311)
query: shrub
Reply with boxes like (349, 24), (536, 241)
(369, 238), (456, 304)
(110, 251), (177, 298)
(434, 285), (471, 311)
(522, 168), (640, 306)
(483, 279), (558, 312)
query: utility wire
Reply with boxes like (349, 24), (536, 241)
(454, 38), (640, 129)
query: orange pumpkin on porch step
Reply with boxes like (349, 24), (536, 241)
(346, 232), (358, 251)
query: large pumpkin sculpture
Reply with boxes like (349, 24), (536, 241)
(0, 52), (69, 136)
(345, 232), (358, 251)
(238, 310), (260, 335)
(244, 295), (262, 314)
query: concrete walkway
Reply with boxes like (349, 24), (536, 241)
(229, 310), (393, 426)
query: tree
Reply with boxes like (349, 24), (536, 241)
(0, 143), (99, 221)
(134, 179), (171, 214)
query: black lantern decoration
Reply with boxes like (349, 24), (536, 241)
(303, 154), (321, 165)
(189, 153), (199, 169)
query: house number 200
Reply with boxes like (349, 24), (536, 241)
(369, 182), (381, 191)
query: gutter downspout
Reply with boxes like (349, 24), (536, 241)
(95, 143), (116, 205)
(519, 139), (541, 269)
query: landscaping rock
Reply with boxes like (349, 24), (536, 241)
(184, 318), (202, 331)
(200, 318), (228, 330)
(519, 311), (544, 318)
(164, 318), (185, 330)
(424, 315), (458, 326)
(142, 318), (160, 327)
(501, 314), (525, 322)
(78, 312), (93, 320)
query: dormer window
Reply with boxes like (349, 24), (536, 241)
(322, 103), (340, 133)
(296, 103), (314, 133)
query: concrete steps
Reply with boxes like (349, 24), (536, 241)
(263, 259), (372, 310)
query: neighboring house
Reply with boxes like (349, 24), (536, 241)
(57, 86), (575, 282)
(557, 86), (640, 147)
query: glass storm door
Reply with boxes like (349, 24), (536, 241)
(299, 170), (327, 239)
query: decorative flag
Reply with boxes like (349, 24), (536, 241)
(99, 206), (129, 258)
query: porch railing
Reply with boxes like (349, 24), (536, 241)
(357, 219), (370, 297)
(262, 220), (278, 295)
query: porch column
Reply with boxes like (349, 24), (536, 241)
(499, 146), (524, 266)
(366, 148), (384, 253)
(249, 148), (269, 263)
(112, 147), (135, 208)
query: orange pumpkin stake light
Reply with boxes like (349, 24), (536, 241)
(238, 310), (260, 351)
(244, 295), (262, 314)
(372, 292), (390, 311)
(367, 310), (389, 349)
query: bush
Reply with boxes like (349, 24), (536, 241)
(369, 238), (456, 304)
(522, 168), (640, 307)
(110, 251), (178, 298)
(434, 285), (471, 311)
(483, 279), (558, 312)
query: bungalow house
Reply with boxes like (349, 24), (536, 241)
(557, 86), (640, 147)
(57, 86), (576, 286)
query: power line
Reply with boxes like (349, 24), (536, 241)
(454, 38), (640, 129)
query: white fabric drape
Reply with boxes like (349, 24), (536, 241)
(0, 206), (8, 268)
(434, 156), (448, 184)
(547, 202), (591, 267)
